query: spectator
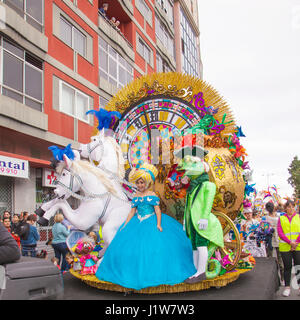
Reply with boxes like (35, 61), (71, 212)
(2, 217), (11, 230)
(110, 17), (120, 30)
(115, 20), (120, 31)
(99, 2), (109, 18)
(20, 211), (29, 223)
(2, 217), (21, 248)
(20, 214), (40, 257)
(265, 201), (284, 284)
(277, 200), (300, 297)
(241, 206), (259, 237)
(0, 223), (21, 264)
(17, 212), (30, 243)
(11, 214), (20, 235)
(51, 213), (71, 272)
(1, 211), (11, 223)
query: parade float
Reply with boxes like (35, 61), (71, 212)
(37, 72), (255, 293)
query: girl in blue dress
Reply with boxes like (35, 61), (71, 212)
(95, 163), (196, 290)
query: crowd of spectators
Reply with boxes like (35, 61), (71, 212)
(239, 200), (300, 297)
(0, 209), (102, 274)
(0, 211), (41, 261)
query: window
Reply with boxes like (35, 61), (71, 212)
(155, 15), (174, 58)
(60, 16), (87, 57)
(99, 96), (109, 108)
(180, 9), (199, 77)
(156, 0), (173, 25)
(137, 38), (152, 65)
(156, 52), (171, 73)
(3, 0), (44, 32)
(0, 37), (43, 111)
(156, 53), (163, 73)
(136, 0), (152, 25)
(98, 37), (133, 89)
(59, 80), (90, 122)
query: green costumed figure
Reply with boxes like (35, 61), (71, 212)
(177, 152), (224, 283)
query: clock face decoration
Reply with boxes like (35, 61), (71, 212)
(97, 72), (244, 222)
(113, 95), (203, 174)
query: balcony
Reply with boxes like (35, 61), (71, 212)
(98, 0), (133, 19)
(98, 12), (134, 62)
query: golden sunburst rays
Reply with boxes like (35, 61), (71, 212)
(92, 72), (236, 137)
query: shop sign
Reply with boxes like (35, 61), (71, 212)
(42, 168), (58, 187)
(0, 155), (29, 179)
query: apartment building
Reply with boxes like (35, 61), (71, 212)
(0, 0), (202, 215)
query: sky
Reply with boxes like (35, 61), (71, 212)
(198, 0), (300, 198)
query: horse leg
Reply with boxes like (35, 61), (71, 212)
(37, 200), (67, 226)
(35, 197), (59, 217)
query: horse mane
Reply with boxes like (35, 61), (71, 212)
(105, 136), (125, 179)
(57, 160), (118, 197)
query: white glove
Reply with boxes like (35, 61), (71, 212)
(183, 220), (186, 231)
(197, 219), (208, 230)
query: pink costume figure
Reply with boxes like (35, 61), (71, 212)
(75, 237), (99, 275)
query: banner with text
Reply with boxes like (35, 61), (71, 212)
(0, 155), (29, 179)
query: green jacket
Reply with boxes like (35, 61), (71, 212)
(184, 180), (224, 248)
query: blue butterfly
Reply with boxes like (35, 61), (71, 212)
(236, 126), (246, 138)
(245, 183), (256, 196)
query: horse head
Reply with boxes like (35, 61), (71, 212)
(79, 129), (105, 163)
(54, 153), (120, 202)
(79, 129), (125, 179)
(53, 154), (82, 200)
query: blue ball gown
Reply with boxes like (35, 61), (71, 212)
(95, 195), (196, 290)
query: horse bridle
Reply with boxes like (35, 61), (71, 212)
(54, 168), (108, 200)
(87, 139), (104, 166)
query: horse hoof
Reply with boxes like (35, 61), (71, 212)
(35, 207), (45, 217)
(37, 216), (49, 226)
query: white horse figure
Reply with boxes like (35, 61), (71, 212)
(79, 129), (125, 180)
(38, 155), (131, 257)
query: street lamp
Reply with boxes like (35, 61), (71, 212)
(262, 172), (275, 188)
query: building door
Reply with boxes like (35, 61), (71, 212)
(0, 176), (13, 216)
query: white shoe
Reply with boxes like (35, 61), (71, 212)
(282, 287), (290, 297)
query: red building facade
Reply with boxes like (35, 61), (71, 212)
(0, 0), (202, 215)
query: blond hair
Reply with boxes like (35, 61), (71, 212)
(129, 163), (158, 188)
(54, 213), (64, 223)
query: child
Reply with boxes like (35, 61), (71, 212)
(95, 163), (196, 290)
(65, 252), (74, 268)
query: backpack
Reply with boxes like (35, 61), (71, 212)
(17, 222), (30, 241)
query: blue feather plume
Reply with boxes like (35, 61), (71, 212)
(86, 108), (121, 130)
(48, 144), (75, 161)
